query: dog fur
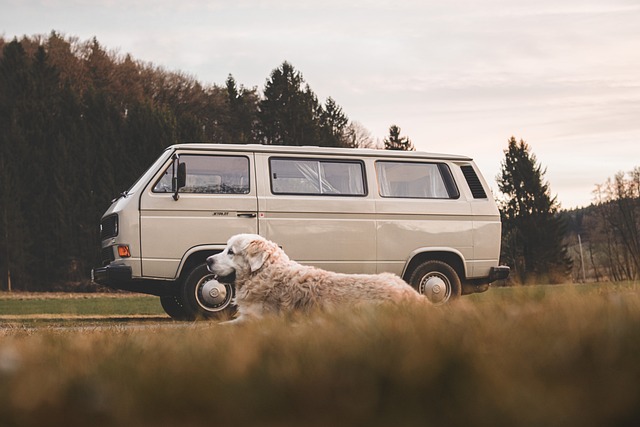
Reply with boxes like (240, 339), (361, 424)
(206, 234), (421, 322)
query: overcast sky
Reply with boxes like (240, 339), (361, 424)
(2, 0), (639, 209)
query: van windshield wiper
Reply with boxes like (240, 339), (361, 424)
(111, 191), (129, 203)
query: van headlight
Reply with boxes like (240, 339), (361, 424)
(100, 214), (118, 240)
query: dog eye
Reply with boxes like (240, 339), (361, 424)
(228, 249), (234, 256)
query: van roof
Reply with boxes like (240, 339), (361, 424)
(169, 143), (473, 162)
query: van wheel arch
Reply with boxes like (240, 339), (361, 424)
(403, 251), (466, 283)
(178, 250), (221, 283)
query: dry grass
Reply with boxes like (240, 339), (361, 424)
(1, 283), (639, 427)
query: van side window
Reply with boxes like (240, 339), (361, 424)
(153, 155), (250, 194)
(270, 158), (366, 196)
(376, 161), (459, 199)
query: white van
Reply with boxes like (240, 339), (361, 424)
(92, 143), (509, 320)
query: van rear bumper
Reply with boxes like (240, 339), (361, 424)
(91, 264), (173, 296)
(489, 265), (510, 282)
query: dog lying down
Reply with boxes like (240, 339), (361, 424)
(206, 234), (422, 323)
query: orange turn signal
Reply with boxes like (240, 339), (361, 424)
(117, 245), (131, 258)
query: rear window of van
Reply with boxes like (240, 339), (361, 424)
(376, 161), (459, 199)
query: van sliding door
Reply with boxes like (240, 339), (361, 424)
(257, 155), (376, 273)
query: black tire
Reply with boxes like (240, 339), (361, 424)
(180, 263), (237, 321)
(408, 260), (461, 305)
(160, 295), (190, 321)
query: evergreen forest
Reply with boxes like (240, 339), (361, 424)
(0, 33), (375, 290)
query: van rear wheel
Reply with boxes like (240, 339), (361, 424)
(180, 263), (237, 321)
(409, 260), (461, 305)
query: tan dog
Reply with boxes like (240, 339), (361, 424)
(206, 234), (421, 323)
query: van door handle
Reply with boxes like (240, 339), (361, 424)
(238, 212), (257, 218)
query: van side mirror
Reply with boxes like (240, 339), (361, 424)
(177, 162), (186, 188)
(172, 156), (186, 201)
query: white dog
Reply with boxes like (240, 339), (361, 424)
(206, 234), (422, 322)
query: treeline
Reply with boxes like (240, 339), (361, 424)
(563, 168), (640, 282)
(0, 33), (377, 290)
(496, 137), (639, 285)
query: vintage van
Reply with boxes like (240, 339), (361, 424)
(92, 143), (509, 320)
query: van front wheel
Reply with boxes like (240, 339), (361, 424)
(180, 264), (237, 321)
(160, 295), (189, 321)
(409, 260), (461, 305)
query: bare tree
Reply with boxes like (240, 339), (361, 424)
(345, 121), (378, 149)
(589, 169), (640, 281)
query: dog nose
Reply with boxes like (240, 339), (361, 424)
(206, 257), (214, 268)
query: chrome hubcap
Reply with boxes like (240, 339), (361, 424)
(419, 273), (451, 305)
(197, 276), (232, 311)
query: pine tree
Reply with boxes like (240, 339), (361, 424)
(222, 74), (258, 144)
(0, 40), (33, 289)
(258, 61), (320, 146)
(318, 97), (350, 147)
(383, 125), (414, 151)
(497, 136), (572, 283)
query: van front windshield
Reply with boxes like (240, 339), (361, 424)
(124, 149), (174, 196)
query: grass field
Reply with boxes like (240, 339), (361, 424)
(1, 283), (639, 427)
(0, 293), (165, 322)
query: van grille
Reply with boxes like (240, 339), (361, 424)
(101, 246), (115, 266)
(100, 214), (118, 240)
(461, 165), (487, 199)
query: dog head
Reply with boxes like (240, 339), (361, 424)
(206, 234), (283, 285)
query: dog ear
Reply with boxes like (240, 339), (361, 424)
(245, 239), (271, 272)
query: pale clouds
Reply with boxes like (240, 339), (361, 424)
(2, 0), (639, 208)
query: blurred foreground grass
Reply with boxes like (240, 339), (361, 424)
(1, 283), (639, 427)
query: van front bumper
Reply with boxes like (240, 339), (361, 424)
(91, 264), (173, 296)
(91, 264), (133, 286)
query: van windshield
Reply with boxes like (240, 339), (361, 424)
(125, 149), (174, 196)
